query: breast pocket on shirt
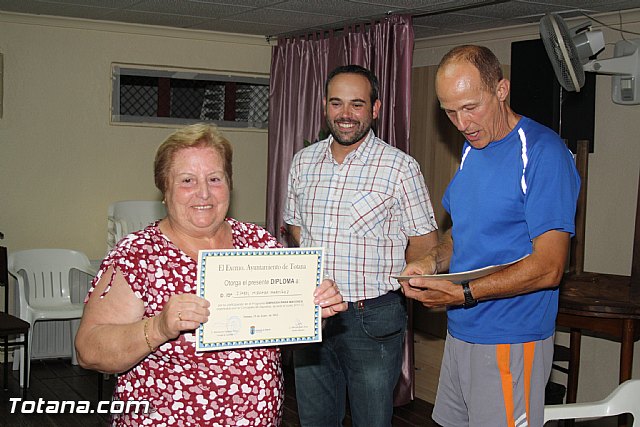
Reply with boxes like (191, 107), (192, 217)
(349, 191), (392, 238)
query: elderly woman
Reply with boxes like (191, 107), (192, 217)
(75, 123), (346, 426)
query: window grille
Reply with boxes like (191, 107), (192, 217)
(112, 66), (269, 129)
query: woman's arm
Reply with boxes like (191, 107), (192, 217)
(75, 267), (209, 373)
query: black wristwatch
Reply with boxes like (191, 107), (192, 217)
(461, 280), (478, 308)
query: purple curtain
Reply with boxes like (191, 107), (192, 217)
(266, 15), (415, 405)
(265, 34), (329, 244)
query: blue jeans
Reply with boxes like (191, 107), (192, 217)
(293, 291), (407, 427)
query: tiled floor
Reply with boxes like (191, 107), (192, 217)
(0, 358), (436, 426)
(3, 358), (623, 426)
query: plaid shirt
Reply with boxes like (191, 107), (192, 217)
(284, 131), (437, 302)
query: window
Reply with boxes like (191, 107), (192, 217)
(112, 65), (269, 129)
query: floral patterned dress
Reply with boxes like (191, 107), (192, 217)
(87, 218), (284, 426)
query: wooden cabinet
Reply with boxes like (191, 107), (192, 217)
(414, 329), (445, 404)
(409, 65), (460, 404)
(409, 65), (464, 231)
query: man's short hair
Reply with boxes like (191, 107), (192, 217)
(325, 64), (379, 105)
(438, 45), (504, 92)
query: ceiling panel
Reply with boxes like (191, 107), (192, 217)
(127, 0), (253, 18)
(270, 0), (391, 17)
(0, 0), (637, 39)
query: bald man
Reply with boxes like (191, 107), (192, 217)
(400, 45), (581, 427)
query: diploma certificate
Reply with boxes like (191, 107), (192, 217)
(196, 247), (323, 351)
(392, 255), (528, 283)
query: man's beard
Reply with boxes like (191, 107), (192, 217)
(326, 118), (371, 146)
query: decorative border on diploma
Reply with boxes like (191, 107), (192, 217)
(196, 247), (323, 351)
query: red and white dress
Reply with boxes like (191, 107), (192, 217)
(87, 218), (284, 426)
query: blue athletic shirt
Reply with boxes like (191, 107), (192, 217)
(443, 116), (581, 344)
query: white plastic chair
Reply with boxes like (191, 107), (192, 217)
(544, 379), (640, 426)
(107, 200), (166, 252)
(8, 249), (96, 387)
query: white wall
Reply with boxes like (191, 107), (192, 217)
(413, 8), (640, 403)
(0, 13), (272, 260)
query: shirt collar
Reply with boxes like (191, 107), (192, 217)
(325, 129), (376, 165)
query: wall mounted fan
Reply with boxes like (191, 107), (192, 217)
(539, 13), (640, 105)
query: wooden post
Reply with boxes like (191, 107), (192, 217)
(631, 169), (640, 286)
(1, 245), (7, 312)
(570, 140), (589, 276)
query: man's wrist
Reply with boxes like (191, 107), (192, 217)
(461, 280), (478, 308)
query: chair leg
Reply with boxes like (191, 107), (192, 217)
(567, 328), (582, 403)
(2, 338), (8, 391)
(12, 335), (21, 372)
(18, 329), (33, 388)
(25, 329), (33, 388)
(561, 328), (582, 427)
(22, 339), (28, 399)
(70, 319), (81, 366)
(16, 335), (24, 388)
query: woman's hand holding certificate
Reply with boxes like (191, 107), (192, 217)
(314, 279), (348, 318)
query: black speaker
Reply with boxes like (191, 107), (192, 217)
(510, 39), (596, 152)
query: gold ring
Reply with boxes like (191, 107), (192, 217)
(178, 311), (182, 322)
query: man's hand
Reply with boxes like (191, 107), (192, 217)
(399, 278), (465, 308)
